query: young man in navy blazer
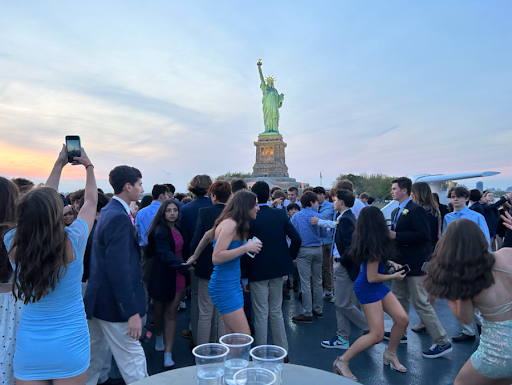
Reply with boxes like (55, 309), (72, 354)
(85, 165), (147, 385)
(241, 181), (301, 357)
(386, 177), (452, 359)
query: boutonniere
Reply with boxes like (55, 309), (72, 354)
(333, 221), (339, 227)
(402, 209), (409, 216)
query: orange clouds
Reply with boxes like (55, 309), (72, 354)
(0, 141), (85, 180)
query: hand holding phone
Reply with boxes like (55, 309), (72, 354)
(247, 236), (262, 258)
(396, 264), (411, 274)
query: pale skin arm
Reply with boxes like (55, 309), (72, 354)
(448, 299), (475, 325)
(212, 219), (261, 264)
(76, 149), (97, 235)
(366, 261), (406, 283)
(182, 229), (214, 266)
(45, 144), (68, 190)
(269, 198), (284, 208)
(501, 211), (512, 229)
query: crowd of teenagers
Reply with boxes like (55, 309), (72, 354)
(1, 145), (512, 385)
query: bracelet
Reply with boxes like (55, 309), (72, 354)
(85, 164), (94, 169)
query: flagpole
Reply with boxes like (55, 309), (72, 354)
(320, 171), (322, 187)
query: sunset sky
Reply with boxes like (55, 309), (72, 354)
(1, 1), (511, 194)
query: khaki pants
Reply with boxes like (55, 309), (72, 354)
(190, 269), (199, 345)
(334, 264), (368, 340)
(86, 318), (148, 385)
(296, 246), (323, 317)
(392, 276), (449, 346)
(322, 243), (333, 292)
(250, 278), (289, 351)
(197, 277), (226, 345)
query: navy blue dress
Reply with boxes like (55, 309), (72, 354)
(353, 261), (390, 305)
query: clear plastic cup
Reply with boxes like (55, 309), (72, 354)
(219, 333), (254, 385)
(233, 368), (276, 385)
(192, 343), (230, 385)
(249, 346), (287, 385)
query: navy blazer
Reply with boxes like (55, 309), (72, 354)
(470, 202), (486, 216)
(335, 210), (359, 281)
(190, 204), (226, 280)
(180, 196), (213, 241)
(84, 199), (146, 322)
(241, 205), (301, 282)
(391, 201), (431, 276)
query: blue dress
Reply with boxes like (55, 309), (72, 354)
(209, 239), (245, 314)
(353, 261), (390, 305)
(4, 219), (89, 380)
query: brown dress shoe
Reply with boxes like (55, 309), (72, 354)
(181, 329), (193, 339)
(292, 314), (313, 324)
(283, 290), (291, 299)
(284, 355), (290, 364)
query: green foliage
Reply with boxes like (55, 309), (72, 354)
(332, 173), (397, 200)
(215, 172), (252, 181)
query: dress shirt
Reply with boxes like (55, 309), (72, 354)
(331, 209), (348, 259)
(317, 200), (335, 245)
(112, 196), (130, 215)
(284, 199), (302, 208)
(393, 197), (411, 224)
(442, 206), (491, 250)
(291, 207), (326, 247)
(134, 200), (161, 247)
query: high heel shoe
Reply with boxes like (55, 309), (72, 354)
(333, 357), (358, 381)
(383, 349), (407, 373)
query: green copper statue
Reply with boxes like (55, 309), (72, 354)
(258, 59), (284, 134)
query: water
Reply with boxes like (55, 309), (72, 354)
(197, 367), (224, 385)
(254, 363), (282, 384)
(224, 358), (249, 385)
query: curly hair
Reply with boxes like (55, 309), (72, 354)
(348, 206), (396, 265)
(212, 190), (256, 242)
(11, 187), (68, 304)
(423, 219), (495, 300)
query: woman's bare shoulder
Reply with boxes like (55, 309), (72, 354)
(493, 248), (512, 270)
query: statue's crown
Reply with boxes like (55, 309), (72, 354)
(266, 75), (276, 83)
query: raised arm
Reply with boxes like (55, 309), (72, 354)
(258, 64), (266, 87)
(45, 145), (68, 191)
(75, 149), (97, 235)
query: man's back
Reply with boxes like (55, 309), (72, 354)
(243, 206), (301, 282)
(470, 202), (485, 216)
(85, 199), (145, 322)
(291, 207), (324, 247)
(180, 196), (212, 240)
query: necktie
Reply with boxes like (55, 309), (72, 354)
(129, 212), (135, 225)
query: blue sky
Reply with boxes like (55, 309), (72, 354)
(1, 1), (511, 193)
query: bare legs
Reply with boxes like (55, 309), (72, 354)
(17, 370), (87, 385)
(221, 307), (251, 335)
(455, 359), (512, 385)
(335, 292), (409, 380)
(152, 293), (183, 353)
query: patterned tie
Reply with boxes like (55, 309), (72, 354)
(129, 212), (135, 225)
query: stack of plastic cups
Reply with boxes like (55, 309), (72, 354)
(249, 345), (287, 385)
(219, 333), (254, 385)
(192, 343), (230, 385)
(233, 368), (276, 385)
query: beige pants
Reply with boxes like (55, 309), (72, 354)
(86, 318), (147, 385)
(197, 277), (226, 345)
(250, 277), (289, 351)
(392, 276), (449, 346)
(296, 246), (323, 317)
(190, 269), (199, 345)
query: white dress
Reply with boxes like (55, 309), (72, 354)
(0, 278), (23, 385)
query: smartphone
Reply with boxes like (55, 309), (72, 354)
(139, 326), (152, 343)
(396, 264), (411, 274)
(247, 236), (261, 259)
(65, 135), (81, 164)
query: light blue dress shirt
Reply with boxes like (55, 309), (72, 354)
(442, 206), (491, 250)
(317, 200), (335, 245)
(392, 197), (411, 227)
(291, 207), (326, 247)
(134, 200), (161, 247)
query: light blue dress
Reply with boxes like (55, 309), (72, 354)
(209, 239), (245, 314)
(4, 219), (90, 380)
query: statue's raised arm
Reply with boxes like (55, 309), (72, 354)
(257, 59), (266, 89)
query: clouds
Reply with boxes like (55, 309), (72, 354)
(0, 1), (511, 192)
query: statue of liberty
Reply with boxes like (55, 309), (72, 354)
(257, 60), (284, 134)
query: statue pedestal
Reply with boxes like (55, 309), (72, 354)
(245, 132), (309, 190)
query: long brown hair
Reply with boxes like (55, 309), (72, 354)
(424, 219), (495, 300)
(0, 177), (19, 283)
(11, 187), (68, 304)
(212, 190), (256, 241)
(411, 182), (439, 216)
(144, 199), (180, 258)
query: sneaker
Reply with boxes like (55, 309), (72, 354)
(422, 343), (453, 358)
(179, 301), (186, 310)
(323, 290), (333, 298)
(292, 314), (313, 324)
(321, 336), (349, 349)
(164, 352), (175, 367)
(330, 296), (336, 303)
(312, 311), (324, 319)
(383, 331), (407, 344)
(181, 329), (193, 339)
(155, 334), (165, 351)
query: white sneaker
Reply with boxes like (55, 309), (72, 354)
(323, 290), (333, 298)
(155, 334), (165, 351)
(179, 301), (186, 310)
(164, 352), (175, 367)
(331, 295), (336, 303)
